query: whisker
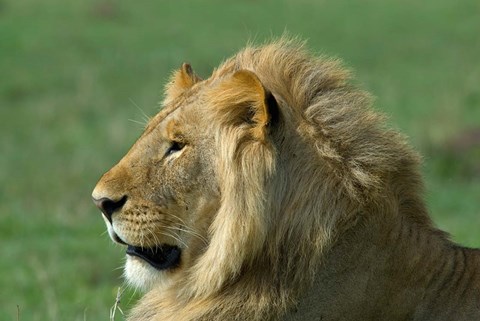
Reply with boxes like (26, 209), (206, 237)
(146, 226), (162, 248)
(129, 98), (151, 124)
(148, 216), (208, 246)
(162, 214), (207, 242)
(165, 225), (208, 246)
(161, 230), (189, 249)
(165, 213), (188, 226)
(128, 118), (147, 127)
(143, 224), (188, 249)
(113, 265), (125, 272)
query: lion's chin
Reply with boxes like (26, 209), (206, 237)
(124, 256), (174, 292)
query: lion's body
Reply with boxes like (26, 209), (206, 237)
(93, 39), (480, 321)
(285, 222), (480, 321)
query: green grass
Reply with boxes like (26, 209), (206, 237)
(1, 0), (479, 320)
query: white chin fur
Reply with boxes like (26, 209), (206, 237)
(124, 256), (173, 292)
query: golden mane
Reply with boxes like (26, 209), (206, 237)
(213, 39), (422, 202)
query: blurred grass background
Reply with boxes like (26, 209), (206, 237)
(0, 0), (479, 320)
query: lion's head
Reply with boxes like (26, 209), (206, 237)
(92, 58), (281, 292)
(93, 39), (430, 320)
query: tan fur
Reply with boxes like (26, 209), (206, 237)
(92, 39), (480, 321)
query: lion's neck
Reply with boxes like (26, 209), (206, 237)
(285, 211), (480, 321)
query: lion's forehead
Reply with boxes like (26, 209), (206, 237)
(144, 90), (207, 137)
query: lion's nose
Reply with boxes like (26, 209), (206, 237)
(92, 195), (127, 223)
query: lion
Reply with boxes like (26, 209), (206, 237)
(92, 39), (480, 321)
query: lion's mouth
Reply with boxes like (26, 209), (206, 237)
(126, 245), (181, 270)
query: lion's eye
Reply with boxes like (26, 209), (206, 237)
(166, 141), (185, 156)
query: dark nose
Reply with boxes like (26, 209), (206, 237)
(93, 196), (127, 223)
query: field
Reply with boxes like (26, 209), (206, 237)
(1, 0), (479, 320)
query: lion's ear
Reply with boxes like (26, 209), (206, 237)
(212, 69), (278, 139)
(165, 63), (202, 102)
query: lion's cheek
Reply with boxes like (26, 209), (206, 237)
(124, 255), (173, 292)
